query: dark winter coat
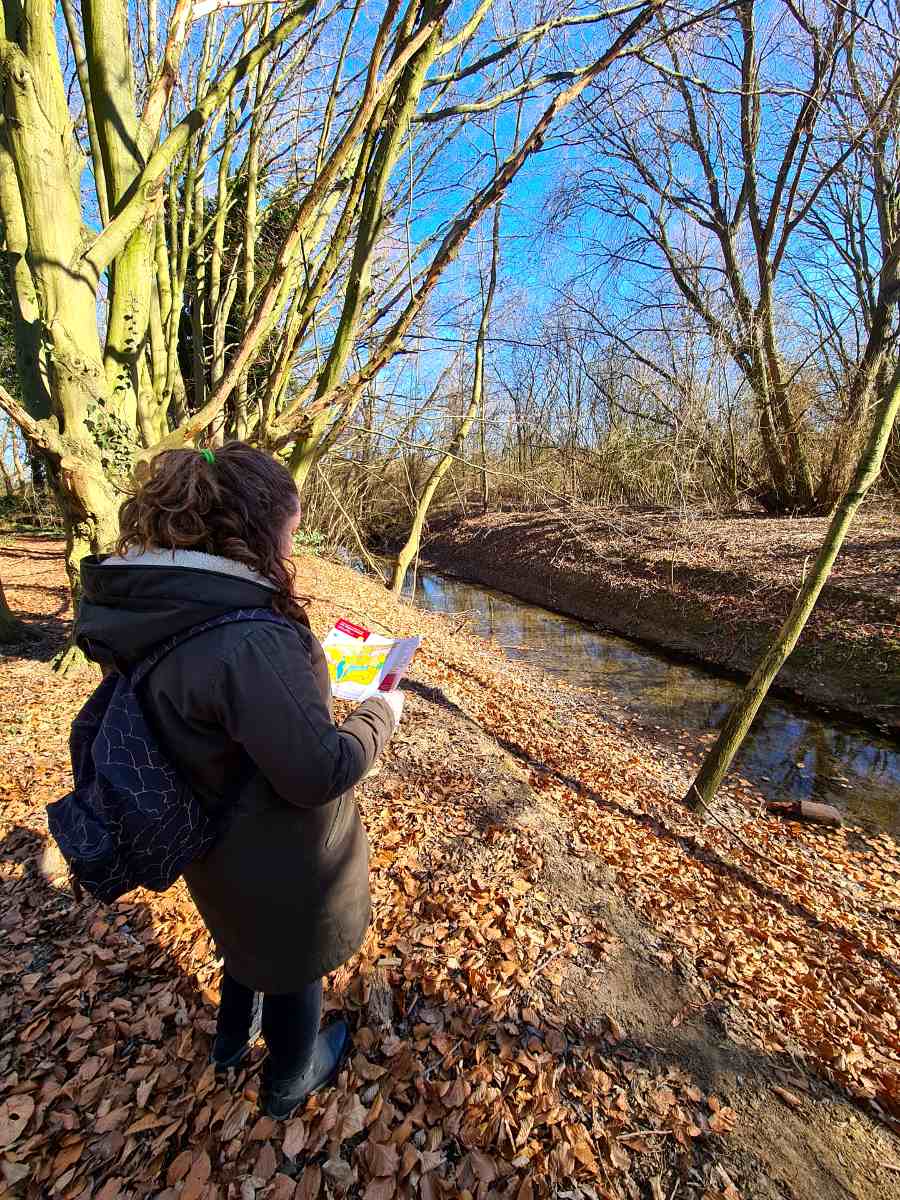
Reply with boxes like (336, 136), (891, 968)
(75, 548), (395, 993)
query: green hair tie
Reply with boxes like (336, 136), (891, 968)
(199, 448), (216, 465)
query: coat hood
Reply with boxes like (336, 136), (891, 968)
(76, 548), (277, 671)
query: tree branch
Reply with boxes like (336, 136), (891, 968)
(273, 0), (664, 445)
(0, 386), (63, 459)
(144, 0), (447, 456)
(80, 2), (315, 282)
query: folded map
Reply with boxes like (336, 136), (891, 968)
(322, 618), (420, 702)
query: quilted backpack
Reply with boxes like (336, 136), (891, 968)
(47, 608), (293, 903)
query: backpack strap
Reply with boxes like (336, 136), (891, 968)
(130, 608), (297, 689)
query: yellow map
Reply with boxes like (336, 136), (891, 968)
(321, 625), (420, 701)
(323, 641), (390, 689)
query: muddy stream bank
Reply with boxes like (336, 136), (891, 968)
(418, 510), (900, 735)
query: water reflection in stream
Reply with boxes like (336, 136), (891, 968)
(402, 569), (900, 835)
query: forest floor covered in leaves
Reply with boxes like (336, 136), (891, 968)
(2, 536), (899, 1200)
(422, 508), (900, 733)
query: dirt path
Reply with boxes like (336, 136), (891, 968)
(2, 538), (898, 1200)
(420, 508), (900, 734)
(390, 680), (899, 1200)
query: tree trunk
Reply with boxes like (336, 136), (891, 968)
(289, 10), (442, 488)
(0, 11), (126, 602)
(83, 0), (154, 439)
(479, 388), (489, 514)
(54, 457), (121, 600)
(391, 204), (500, 594)
(684, 359), (900, 814)
(0, 572), (31, 643)
(0, 423), (13, 495)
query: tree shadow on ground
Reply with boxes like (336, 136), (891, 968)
(1, 539), (72, 659)
(0, 615), (74, 662)
(401, 674), (900, 1162)
(0, 544), (66, 560)
(408, 675), (893, 958)
(488, 734), (900, 982)
(559, 960), (897, 1200)
(339, 869), (900, 1200)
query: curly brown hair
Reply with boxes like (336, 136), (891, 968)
(116, 442), (309, 626)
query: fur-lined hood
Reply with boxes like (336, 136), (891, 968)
(76, 548), (277, 671)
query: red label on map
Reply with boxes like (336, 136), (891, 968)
(335, 618), (371, 640)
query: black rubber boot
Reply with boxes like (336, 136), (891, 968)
(211, 995), (262, 1073)
(211, 1036), (251, 1071)
(261, 1021), (350, 1120)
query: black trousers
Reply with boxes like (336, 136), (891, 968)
(216, 970), (322, 1081)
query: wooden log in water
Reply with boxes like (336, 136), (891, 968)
(799, 800), (843, 826)
(766, 799), (843, 827)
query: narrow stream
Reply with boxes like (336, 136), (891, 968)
(396, 567), (900, 835)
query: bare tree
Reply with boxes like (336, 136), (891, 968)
(797, 0), (900, 499)
(0, 0), (666, 634)
(552, 0), (900, 512)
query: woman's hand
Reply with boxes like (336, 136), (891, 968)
(377, 690), (405, 727)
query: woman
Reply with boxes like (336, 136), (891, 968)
(74, 442), (401, 1119)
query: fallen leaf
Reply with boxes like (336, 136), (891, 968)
(95, 1178), (123, 1200)
(249, 1116), (277, 1142)
(339, 1093), (368, 1140)
(283, 1117), (308, 1158)
(708, 1106), (737, 1135)
(443, 1077), (468, 1108)
(353, 1054), (387, 1082)
(571, 1133), (599, 1172)
(1, 1159), (30, 1187)
(53, 1140), (84, 1174)
(772, 1086), (802, 1110)
(609, 1142), (630, 1171)
(255, 1141), (278, 1183)
(469, 1149), (497, 1183)
(323, 1156), (356, 1189)
(182, 1150), (211, 1200)
(166, 1149), (193, 1185)
(296, 1164), (322, 1200)
(367, 1141), (399, 1177)
(126, 1113), (169, 1135)
(269, 1175), (297, 1200)
(136, 1072), (156, 1108)
(195, 1062), (216, 1097)
(546, 1029), (567, 1054)
(419, 1149), (444, 1174)
(221, 1100), (253, 1141)
(95, 1107), (130, 1135)
(0, 1095), (35, 1149)
(363, 1179), (394, 1200)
